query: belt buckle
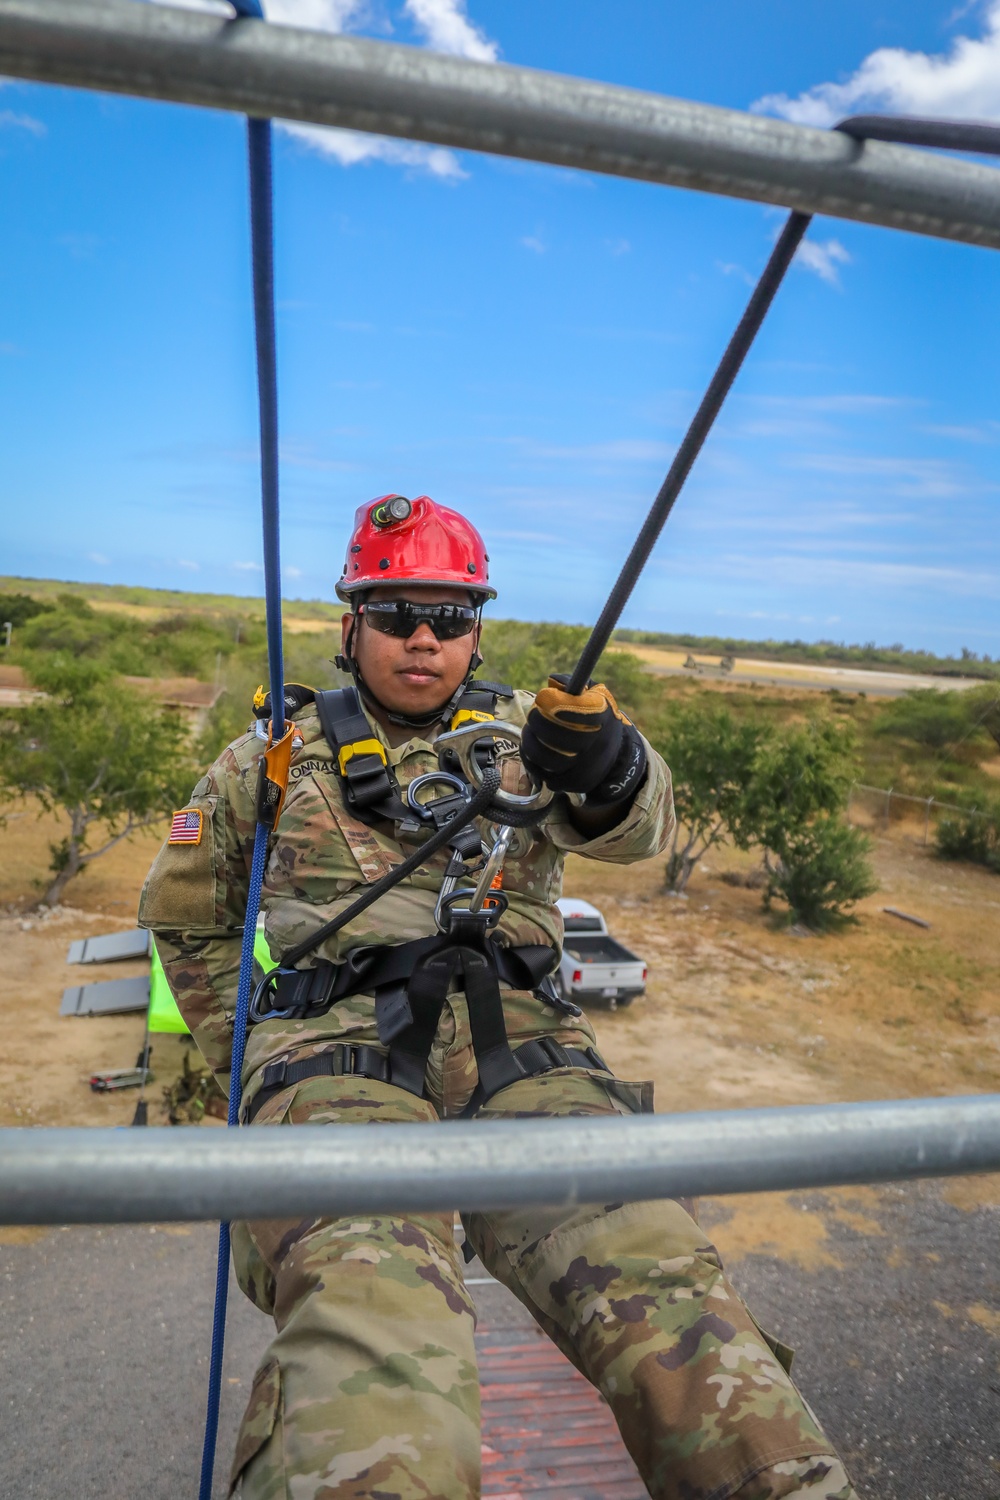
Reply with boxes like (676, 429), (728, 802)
(539, 1036), (570, 1070)
(261, 1057), (289, 1089)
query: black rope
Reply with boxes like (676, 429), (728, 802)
(566, 211), (811, 694)
(566, 112), (1000, 698)
(281, 767), (505, 968)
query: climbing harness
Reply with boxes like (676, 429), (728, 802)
(194, 30), (1000, 1485)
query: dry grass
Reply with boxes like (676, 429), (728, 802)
(3, 798), (999, 1263)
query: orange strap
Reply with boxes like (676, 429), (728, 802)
(257, 720), (297, 830)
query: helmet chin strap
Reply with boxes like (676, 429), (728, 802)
(337, 613), (483, 731)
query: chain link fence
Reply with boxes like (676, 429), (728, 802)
(846, 782), (994, 845)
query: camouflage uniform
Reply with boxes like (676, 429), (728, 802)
(139, 684), (855, 1500)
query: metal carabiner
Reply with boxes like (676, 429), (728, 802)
(405, 770), (470, 818)
(435, 719), (553, 814)
(467, 824), (516, 914)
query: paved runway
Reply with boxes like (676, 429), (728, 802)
(2, 1179), (998, 1498)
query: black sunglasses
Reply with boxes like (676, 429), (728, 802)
(359, 600), (479, 640)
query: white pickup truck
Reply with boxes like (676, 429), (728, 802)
(554, 898), (647, 1010)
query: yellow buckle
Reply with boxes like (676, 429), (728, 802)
(450, 708), (495, 732)
(338, 737), (387, 776)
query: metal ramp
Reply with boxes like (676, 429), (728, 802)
(60, 975), (150, 1017)
(478, 1323), (646, 1499)
(66, 929), (152, 965)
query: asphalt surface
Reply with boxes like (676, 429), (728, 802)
(640, 663), (983, 698)
(2, 1180), (998, 1499)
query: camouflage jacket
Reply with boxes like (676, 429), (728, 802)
(139, 685), (674, 1090)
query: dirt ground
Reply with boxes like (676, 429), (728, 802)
(3, 798), (999, 1261)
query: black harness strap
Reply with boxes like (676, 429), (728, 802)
(315, 685), (408, 823)
(250, 933), (571, 1108)
(242, 1034), (611, 1124)
(243, 1043), (392, 1122)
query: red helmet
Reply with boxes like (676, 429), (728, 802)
(336, 494), (496, 603)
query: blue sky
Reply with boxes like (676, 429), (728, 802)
(3, 0), (1000, 653)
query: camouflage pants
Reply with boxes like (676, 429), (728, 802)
(229, 993), (855, 1500)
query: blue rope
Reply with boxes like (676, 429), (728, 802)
(198, 4), (285, 1496)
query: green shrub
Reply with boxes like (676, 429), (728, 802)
(935, 801), (1000, 873)
(0, 592), (53, 632)
(763, 817), (877, 930)
(873, 688), (995, 759)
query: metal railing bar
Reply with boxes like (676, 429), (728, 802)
(2, 1095), (998, 1225)
(3, 0), (1000, 249)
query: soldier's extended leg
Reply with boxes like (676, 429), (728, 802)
(463, 1070), (856, 1500)
(228, 1077), (481, 1500)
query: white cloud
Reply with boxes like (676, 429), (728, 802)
(403, 0), (498, 60)
(282, 121), (465, 177)
(233, 560), (264, 572)
(724, 553), (1000, 597)
(754, 1), (1000, 126)
(788, 452), (973, 498)
(794, 238), (852, 286)
(177, 559), (200, 571)
(527, 439), (674, 463)
(0, 109), (46, 136)
(922, 421), (1000, 442)
(520, 235), (547, 253)
(716, 260), (754, 286)
(87, 552), (111, 566)
(265, 0), (366, 27)
(605, 238), (631, 257)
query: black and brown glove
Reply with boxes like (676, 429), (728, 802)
(521, 675), (647, 804)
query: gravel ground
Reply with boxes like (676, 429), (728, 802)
(1, 1180), (998, 1499)
(702, 1182), (1000, 1500)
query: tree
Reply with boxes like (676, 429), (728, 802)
(747, 719), (875, 929)
(651, 703), (765, 893)
(654, 705), (876, 927)
(0, 655), (196, 906)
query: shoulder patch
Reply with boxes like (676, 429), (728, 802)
(168, 808), (203, 846)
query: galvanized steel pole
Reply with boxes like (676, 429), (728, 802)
(2, 1096), (999, 1225)
(3, 0), (1000, 248)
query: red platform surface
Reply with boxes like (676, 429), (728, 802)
(477, 1323), (647, 1498)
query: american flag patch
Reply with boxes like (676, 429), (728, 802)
(168, 808), (203, 846)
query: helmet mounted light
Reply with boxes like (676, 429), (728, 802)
(370, 494), (413, 528)
(336, 494), (496, 603)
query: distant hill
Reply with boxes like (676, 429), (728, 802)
(2, 575), (995, 681)
(0, 576), (340, 623)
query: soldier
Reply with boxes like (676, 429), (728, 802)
(140, 495), (855, 1500)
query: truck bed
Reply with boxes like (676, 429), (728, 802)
(562, 933), (640, 965)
